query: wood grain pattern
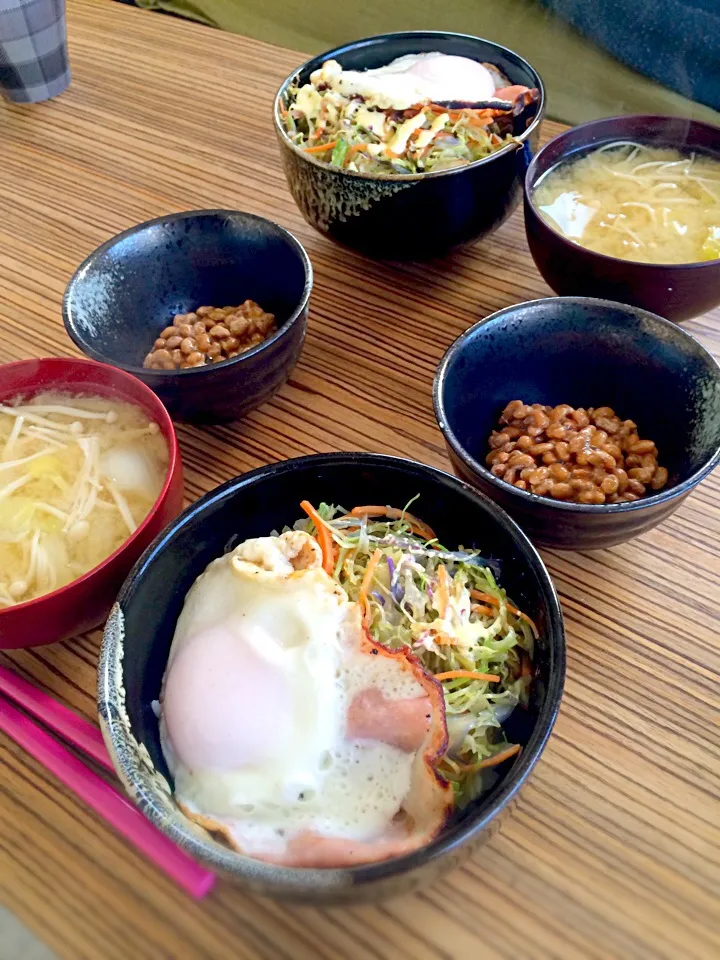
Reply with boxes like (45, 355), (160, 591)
(1, 2), (718, 957)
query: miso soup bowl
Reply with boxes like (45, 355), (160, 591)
(0, 357), (183, 649)
(98, 453), (565, 901)
(275, 32), (545, 260)
(524, 115), (720, 322)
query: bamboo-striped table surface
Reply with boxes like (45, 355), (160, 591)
(1, 1), (718, 957)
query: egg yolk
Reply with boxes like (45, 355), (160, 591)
(162, 625), (292, 771)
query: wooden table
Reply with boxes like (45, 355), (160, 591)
(1, 2), (718, 957)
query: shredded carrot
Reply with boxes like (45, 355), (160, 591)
(471, 590), (499, 605)
(279, 101), (288, 119)
(303, 140), (337, 154)
(435, 565), (450, 618)
(477, 743), (522, 768)
(427, 103), (497, 124)
(307, 103), (330, 142)
(299, 500), (334, 575)
(470, 589), (539, 639)
(468, 117), (492, 136)
(434, 669), (501, 683)
(466, 116), (494, 130)
(360, 549), (382, 598)
(521, 653), (532, 681)
(471, 603), (496, 617)
(349, 505), (437, 542)
(519, 654), (532, 710)
(359, 548), (383, 628)
(430, 629), (458, 647)
(456, 743), (522, 773)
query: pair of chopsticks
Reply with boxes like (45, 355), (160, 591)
(0, 663), (215, 898)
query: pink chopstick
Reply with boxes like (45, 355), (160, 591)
(0, 664), (112, 770)
(0, 671), (215, 899)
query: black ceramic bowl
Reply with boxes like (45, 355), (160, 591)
(524, 115), (720, 322)
(98, 453), (565, 902)
(274, 32), (545, 260)
(63, 211), (312, 423)
(434, 297), (720, 551)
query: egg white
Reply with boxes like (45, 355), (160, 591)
(310, 52), (496, 111)
(161, 531), (428, 859)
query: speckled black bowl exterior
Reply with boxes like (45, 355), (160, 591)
(63, 210), (312, 423)
(434, 297), (720, 551)
(274, 32), (545, 260)
(524, 115), (720, 322)
(98, 453), (565, 902)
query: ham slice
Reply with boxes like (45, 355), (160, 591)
(258, 822), (430, 868)
(181, 623), (453, 868)
(167, 530), (453, 869)
(347, 688), (430, 752)
(494, 84), (531, 101)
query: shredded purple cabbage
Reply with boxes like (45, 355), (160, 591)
(385, 555), (405, 603)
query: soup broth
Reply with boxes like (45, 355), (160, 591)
(0, 392), (169, 607)
(532, 142), (720, 264)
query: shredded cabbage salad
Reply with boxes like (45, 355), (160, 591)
(297, 499), (535, 806)
(280, 63), (538, 176)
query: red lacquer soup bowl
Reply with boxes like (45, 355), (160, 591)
(0, 358), (184, 649)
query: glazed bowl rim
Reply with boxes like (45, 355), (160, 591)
(98, 451), (565, 887)
(433, 295), (720, 515)
(273, 30), (545, 184)
(524, 113), (720, 270)
(0, 356), (181, 619)
(63, 209), (313, 379)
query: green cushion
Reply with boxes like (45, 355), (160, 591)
(136, 0), (720, 127)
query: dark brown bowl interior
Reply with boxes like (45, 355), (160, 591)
(524, 115), (720, 322)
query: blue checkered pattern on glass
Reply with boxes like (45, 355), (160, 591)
(0, 0), (69, 103)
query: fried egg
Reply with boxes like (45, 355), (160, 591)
(310, 53), (496, 111)
(160, 530), (451, 867)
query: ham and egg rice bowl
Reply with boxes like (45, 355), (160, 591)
(280, 50), (540, 176)
(157, 500), (537, 869)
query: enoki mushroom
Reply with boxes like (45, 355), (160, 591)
(0, 393), (168, 606)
